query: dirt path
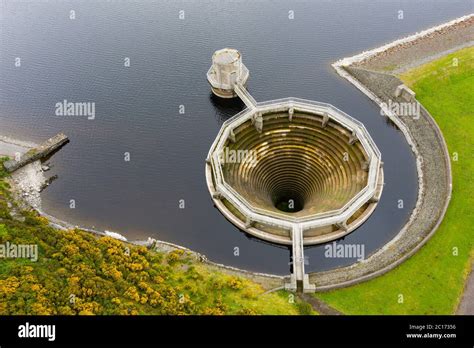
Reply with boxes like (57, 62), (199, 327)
(457, 262), (474, 315)
(299, 293), (343, 315)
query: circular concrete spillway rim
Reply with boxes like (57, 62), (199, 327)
(206, 98), (383, 245)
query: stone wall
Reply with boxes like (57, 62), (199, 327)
(307, 66), (452, 290)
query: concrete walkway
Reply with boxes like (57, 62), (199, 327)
(233, 82), (257, 109)
(457, 262), (474, 315)
(0, 137), (31, 158)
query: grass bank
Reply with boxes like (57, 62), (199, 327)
(314, 46), (473, 314)
(0, 158), (314, 315)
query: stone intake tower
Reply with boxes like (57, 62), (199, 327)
(207, 48), (250, 98)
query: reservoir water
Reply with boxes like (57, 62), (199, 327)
(1, 0), (471, 274)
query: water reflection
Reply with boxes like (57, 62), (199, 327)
(210, 93), (245, 124)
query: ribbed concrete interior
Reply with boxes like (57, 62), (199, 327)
(222, 112), (369, 218)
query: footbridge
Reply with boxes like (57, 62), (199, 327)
(234, 82), (257, 110)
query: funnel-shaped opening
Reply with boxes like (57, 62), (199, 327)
(222, 112), (369, 218)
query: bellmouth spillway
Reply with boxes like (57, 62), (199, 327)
(206, 48), (384, 292)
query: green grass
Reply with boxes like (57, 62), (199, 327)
(169, 263), (315, 315)
(314, 46), (474, 314)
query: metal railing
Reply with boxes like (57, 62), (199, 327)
(207, 98), (382, 232)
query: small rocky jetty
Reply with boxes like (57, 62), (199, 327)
(2, 133), (68, 209)
(3, 133), (69, 173)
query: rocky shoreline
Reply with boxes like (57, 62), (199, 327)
(349, 14), (473, 72)
(1, 137), (45, 210)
